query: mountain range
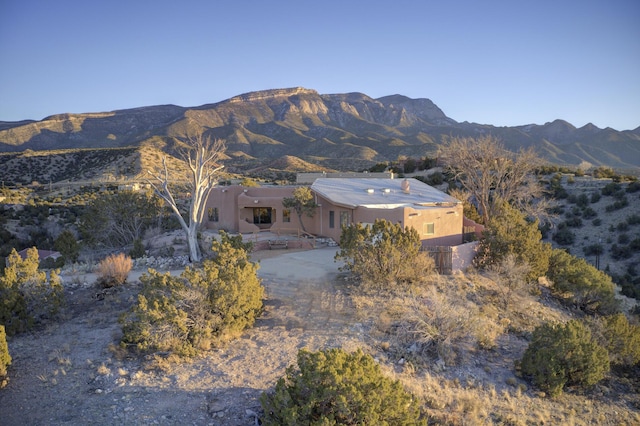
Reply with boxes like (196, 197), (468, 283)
(1, 87), (639, 177)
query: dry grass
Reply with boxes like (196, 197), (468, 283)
(347, 270), (640, 425)
(96, 253), (133, 288)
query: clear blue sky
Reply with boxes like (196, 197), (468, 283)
(1, 0), (638, 130)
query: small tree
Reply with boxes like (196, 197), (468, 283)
(475, 202), (551, 282)
(0, 248), (64, 335)
(282, 187), (317, 233)
(587, 313), (640, 368)
(335, 219), (435, 289)
(0, 325), (11, 388)
(80, 190), (162, 249)
(520, 320), (610, 397)
(54, 230), (80, 264)
(547, 248), (618, 314)
(148, 133), (225, 262)
(438, 135), (548, 224)
(260, 348), (424, 425)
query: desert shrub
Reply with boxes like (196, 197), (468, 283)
(475, 202), (551, 282)
(129, 238), (145, 259)
(120, 234), (263, 356)
(0, 325), (11, 387)
(592, 218), (602, 226)
(564, 216), (583, 227)
(401, 288), (478, 365)
(553, 227), (575, 246)
(260, 348), (424, 425)
(486, 253), (532, 309)
(0, 248), (64, 335)
(80, 190), (163, 248)
(590, 191), (601, 203)
(426, 171), (444, 186)
(627, 213), (640, 225)
(610, 244), (632, 261)
(589, 314), (640, 367)
(626, 180), (640, 193)
(96, 253), (133, 288)
(520, 320), (610, 397)
(547, 248), (618, 314)
(605, 196), (629, 212)
(583, 244), (604, 257)
(617, 222), (629, 232)
(336, 219), (435, 290)
(54, 230), (79, 264)
(601, 182), (622, 197)
(576, 193), (589, 207)
(582, 207), (597, 219)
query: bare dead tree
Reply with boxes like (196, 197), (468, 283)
(147, 134), (225, 262)
(438, 135), (550, 224)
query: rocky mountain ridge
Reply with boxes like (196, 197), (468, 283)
(1, 87), (639, 172)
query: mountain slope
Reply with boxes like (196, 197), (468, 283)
(1, 88), (639, 171)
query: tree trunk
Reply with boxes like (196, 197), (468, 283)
(186, 222), (200, 262)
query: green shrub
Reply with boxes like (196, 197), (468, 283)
(581, 207), (597, 219)
(129, 238), (146, 259)
(54, 230), (80, 264)
(96, 253), (133, 288)
(626, 181), (640, 193)
(0, 248), (65, 335)
(553, 227), (575, 245)
(547, 248), (618, 314)
(0, 325), (10, 387)
(520, 320), (610, 397)
(260, 348), (424, 425)
(583, 244), (604, 257)
(591, 313), (640, 367)
(335, 219), (435, 289)
(119, 234), (263, 356)
(475, 202), (551, 282)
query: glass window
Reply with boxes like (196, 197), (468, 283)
(253, 207), (272, 224)
(329, 211), (335, 228)
(424, 222), (435, 235)
(283, 209), (291, 223)
(340, 211), (350, 228)
(208, 207), (219, 222)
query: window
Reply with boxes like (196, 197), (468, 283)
(208, 207), (219, 222)
(340, 211), (350, 228)
(424, 222), (435, 235)
(283, 208), (291, 223)
(329, 211), (335, 228)
(253, 207), (272, 224)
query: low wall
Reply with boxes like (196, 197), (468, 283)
(451, 241), (479, 272)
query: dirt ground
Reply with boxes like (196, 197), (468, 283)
(1, 247), (369, 425)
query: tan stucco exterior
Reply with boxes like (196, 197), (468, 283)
(205, 178), (464, 246)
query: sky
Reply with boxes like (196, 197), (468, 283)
(0, 0), (639, 130)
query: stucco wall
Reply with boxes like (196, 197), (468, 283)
(206, 184), (465, 247)
(451, 241), (479, 272)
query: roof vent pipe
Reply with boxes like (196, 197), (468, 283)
(401, 179), (410, 194)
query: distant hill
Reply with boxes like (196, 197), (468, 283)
(1, 87), (639, 178)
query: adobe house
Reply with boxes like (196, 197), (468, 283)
(205, 177), (465, 247)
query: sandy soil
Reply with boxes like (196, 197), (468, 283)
(0, 247), (368, 425)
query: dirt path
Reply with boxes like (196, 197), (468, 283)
(0, 248), (368, 425)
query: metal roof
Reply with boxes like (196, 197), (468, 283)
(310, 178), (461, 209)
